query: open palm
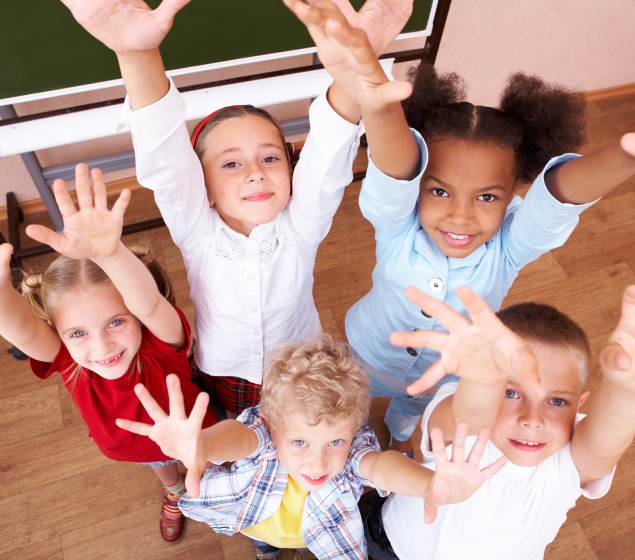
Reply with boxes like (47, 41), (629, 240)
(283, 0), (411, 114)
(116, 374), (210, 496)
(391, 286), (543, 399)
(331, 0), (413, 55)
(60, 0), (191, 54)
(26, 164), (130, 261)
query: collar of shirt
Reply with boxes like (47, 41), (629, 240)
(211, 206), (284, 245)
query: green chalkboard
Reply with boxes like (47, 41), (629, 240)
(0, 0), (433, 102)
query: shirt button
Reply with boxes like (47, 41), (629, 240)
(253, 331), (260, 336)
(421, 309), (432, 318)
(429, 279), (444, 293)
(255, 351), (262, 356)
(407, 347), (418, 357)
(251, 308), (258, 314)
(248, 275), (255, 281)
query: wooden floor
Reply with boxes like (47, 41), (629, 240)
(2, 90), (635, 559)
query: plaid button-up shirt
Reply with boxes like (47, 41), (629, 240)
(179, 406), (386, 559)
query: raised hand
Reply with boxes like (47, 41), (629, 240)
(25, 164), (130, 261)
(331, 0), (413, 55)
(59, 0), (190, 54)
(423, 422), (507, 524)
(391, 286), (544, 399)
(116, 374), (211, 497)
(283, 0), (412, 114)
(599, 285), (635, 391)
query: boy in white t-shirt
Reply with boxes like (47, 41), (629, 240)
(359, 285), (635, 560)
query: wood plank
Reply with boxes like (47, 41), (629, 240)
(504, 252), (569, 300)
(220, 532), (255, 560)
(313, 256), (375, 311)
(1, 422), (109, 496)
(544, 522), (598, 560)
(0, 537), (63, 560)
(318, 308), (343, 341)
(0, 462), (165, 556)
(0, 385), (62, 447)
(62, 503), (225, 560)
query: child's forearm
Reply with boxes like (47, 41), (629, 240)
(362, 103), (420, 181)
(327, 82), (361, 125)
(92, 242), (162, 320)
(200, 420), (260, 463)
(545, 134), (635, 204)
(0, 283), (60, 361)
(571, 376), (635, 481)
(117, 49), (170, 111)
(452, 380), (506, 435)
(360, 450), (434, 497)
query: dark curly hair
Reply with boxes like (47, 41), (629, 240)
(402, 63), (587, 184)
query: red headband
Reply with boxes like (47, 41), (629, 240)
(191, 105), (294, 161)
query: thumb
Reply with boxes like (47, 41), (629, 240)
(422, 488), (439, 524)
(373, 80), (413, 107)
(184, 466), (202, 498)
(0, 243), (13, 267)
(25, 224), (66, 252)
(600, 342), (632, 373)
(156, 0), (192, 22)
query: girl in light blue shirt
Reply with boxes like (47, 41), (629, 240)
(342, 62), (635, 456)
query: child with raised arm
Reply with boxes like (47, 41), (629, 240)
(285, 0), (635, 457)
(357, 285), (632, 560)
(59, 0), (413, 416)
(0, 164), (217, 543)
(118, 333), (507, 560)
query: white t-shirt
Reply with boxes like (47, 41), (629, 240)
(382, 383), (615, 560)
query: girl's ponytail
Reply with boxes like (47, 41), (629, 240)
(20, 272), (49, 321)
(500, 73), (587, 184)
(128, 243), (176, 305)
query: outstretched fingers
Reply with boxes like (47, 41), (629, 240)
(115, 417), (154, 436)
(406, 358), (446, 395)
(404, 286), (471, 333)
(134, 382), (169, 424)
(467, 426), (508, 479)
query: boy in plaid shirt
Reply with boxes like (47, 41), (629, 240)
(119, 334), (506, 559)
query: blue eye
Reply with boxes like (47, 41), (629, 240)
(109, 319), (124, 328)
(329, 440), (343, 447)
(70, 331), (86, 338)
(223, 161), (239, 168)
(505, 390), (519, 399)
(431, 188), (448, 197)
(293, 440), (308, 448)
(478, 194), (497, 202)
(549, 398), (567, 407)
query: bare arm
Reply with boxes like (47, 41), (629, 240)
(545, 133), (635, 204)
(0, 245), (60, 362)
(284, 0), (419, 180)
(390, 286), (542, 439)
(26, 165), (186, 350)
(359, 423), (507, 524)
(571, 285), (635, 484)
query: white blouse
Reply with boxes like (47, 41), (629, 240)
(120, 79), (362, 384)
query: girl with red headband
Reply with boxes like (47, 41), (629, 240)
(61, 0), (413, 419)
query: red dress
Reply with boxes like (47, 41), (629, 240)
(30, 306), (217, 463)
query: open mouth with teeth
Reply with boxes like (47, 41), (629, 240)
(301, 473), (329, 486)
(508, 438), (547, 452)
(439, 230), (478, 248)
(94, 350), (125, 368)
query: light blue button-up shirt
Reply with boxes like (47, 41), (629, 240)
(345, 130), (595, 384)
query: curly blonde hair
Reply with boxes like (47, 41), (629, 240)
(260, 333), (371, 428)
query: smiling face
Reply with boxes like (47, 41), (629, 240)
(489, 341), (590, 467)
(264, 401), (359, 492)
(200, 114), (291, 237)
(48, 285), (143, 380)
(419, 138), (517, 258)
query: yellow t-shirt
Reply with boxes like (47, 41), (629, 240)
(242, 475), (309, 549)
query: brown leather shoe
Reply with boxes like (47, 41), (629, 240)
(160, 491), (186, 544)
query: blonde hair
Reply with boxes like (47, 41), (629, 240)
(20, 243), (175, 396)
(260, 333), (371, 429)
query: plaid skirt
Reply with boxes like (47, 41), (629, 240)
(190, 355), (262, 415)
